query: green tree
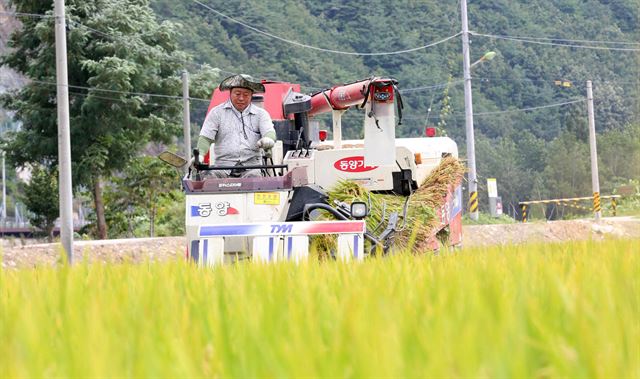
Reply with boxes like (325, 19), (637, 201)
(105, 155), (181, 238)
(476, 134), (536, 215)
(2, 0), (187, 239)
(542, 132), (591, 198)
(598, 123), (640, 192)
(21, 164), (59, 240)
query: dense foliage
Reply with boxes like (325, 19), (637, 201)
(153, 0), (639, 215)
(20, 164), (59, 240)
(1, 0), (191, 237)
(102, 155), (184, 238)
(1, 0), (638, 236)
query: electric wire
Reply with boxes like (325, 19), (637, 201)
(401, 79), (465, 93)
(473, 32), (640, 52)
(401, 98), (586, 120)
(473, 98), (586, 116)
(66, 19), (125, 40)
(473, 33), (640, 46)
(25, 79), (211, 103)
(475, 76), (637, 85)
(2, 11), (635, 116)
(66, 90), (179, 109)
(192, 0), (461, 56)
(0, 11), (53, 19)
(3, 10), (328, 91)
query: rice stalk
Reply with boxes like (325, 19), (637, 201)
(316, 156), (465, 253)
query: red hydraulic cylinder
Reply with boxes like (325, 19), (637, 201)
(308, 78), (396, 116)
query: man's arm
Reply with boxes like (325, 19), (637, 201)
(197, 135), (214, 156)
(256, 109), (276, 149)
(200, 107), (220, 141)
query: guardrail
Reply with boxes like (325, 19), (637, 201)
(0, 217), (89, 235)
(519, 195), (621, 223)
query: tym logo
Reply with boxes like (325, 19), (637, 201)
(270, 224), (293, 234)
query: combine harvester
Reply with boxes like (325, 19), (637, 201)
(160, 77), (462, 266)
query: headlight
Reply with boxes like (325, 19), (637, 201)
(350, 202), (368, 219)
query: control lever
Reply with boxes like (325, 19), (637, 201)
(377, 212), (399, 254)
(333, 200), (352, 218)
(192, 148), (202, 181)
(305, 140), (313, 157)
(193, 148), (200, 165)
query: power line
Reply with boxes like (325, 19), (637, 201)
(2, 10), (127, 47)
(192, 0), (461, 56)
(475, 76), (637, 85)
(66, 19), (123, 40)
(185, 61), (326, 90)
(401, 79), (465, 93)
(3, 12), (633, 110)
(10, 10), (633, 95)
(67, 90), (179, 109)
(0, 11), (54, 19)
(474, 33), (640, 46)
(474, 98), (585, 115)
(9, 75), (631, 113)
(26, 79), (211, 102)
(402, 98), (586, 119)
(473, 32), (640, 52)
(2, 11), (188, 66)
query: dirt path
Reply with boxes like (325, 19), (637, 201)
(462, 217), (640, 247)
(1, 237), (186, 269)
(2, 217), (639, 269)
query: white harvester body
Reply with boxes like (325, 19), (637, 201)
(181, 169), (366, 266)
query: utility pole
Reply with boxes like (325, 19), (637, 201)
(586, 80), (601, 221)
(55, 0), (74, 263)
(1, 151), (5, 220)
(460, 0), (479, 220)
(182, 70), (191, 167)
(1, 122), (5, 220)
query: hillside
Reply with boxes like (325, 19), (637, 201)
(151, 0), (639, 213)
(1, 0), (638, 233)
(152, 0), (638, 134)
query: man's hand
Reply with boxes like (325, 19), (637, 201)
(256, 136), (275, 150)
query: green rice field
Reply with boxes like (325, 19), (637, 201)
(1, 239), (638, 378)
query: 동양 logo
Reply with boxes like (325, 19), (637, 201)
(191, 202), (238, 217)
(334, 156), (378, 173)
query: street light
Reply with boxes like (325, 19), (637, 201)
(471, 51), (497, 68)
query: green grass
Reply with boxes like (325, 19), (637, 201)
(1, 239), (638, 378)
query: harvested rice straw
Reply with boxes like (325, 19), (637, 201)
(314, 156), (465, 254)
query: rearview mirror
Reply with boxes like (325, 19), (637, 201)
(158, 151), (188, 168)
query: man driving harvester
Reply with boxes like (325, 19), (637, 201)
(197, 74), (277, 178)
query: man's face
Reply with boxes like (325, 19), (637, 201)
(230, 87), (253, 111)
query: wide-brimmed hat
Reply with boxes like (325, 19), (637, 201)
(218, 74), (265, 93)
